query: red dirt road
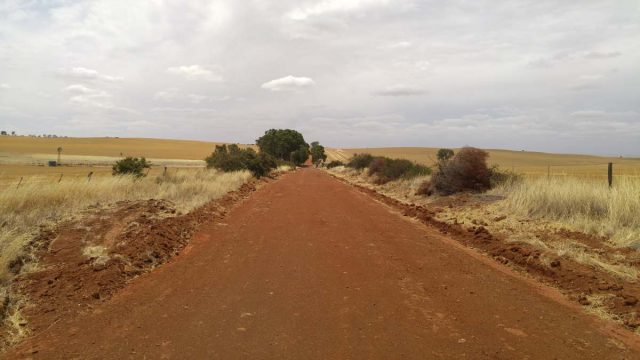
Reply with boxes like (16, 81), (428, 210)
(6, 169), (640, 359)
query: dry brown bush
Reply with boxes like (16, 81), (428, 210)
(424, 147), (491, 195)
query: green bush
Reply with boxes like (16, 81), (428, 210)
(310, 141), (327, 163)
(205, 144), (277, 178)
(256, 129), (310, 165)
(326, 160), (344, 168)
(347, 153), (375, 169)
(367, 157), (431, 184)
(290, 144), (310, 165)
(112, 157), (151, 177)
(489, 166), (522, 188)
(437, 148), (455, 161)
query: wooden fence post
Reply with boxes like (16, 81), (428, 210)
(547, 165), (550, 180)
(608, 163), (613, 188)
(87, 171), (93, 182)
(16, 177), (23, 189)
(58, 174), (63, 183)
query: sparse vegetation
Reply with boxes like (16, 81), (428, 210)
(0, 169), (252, 282)
(205, 144), (277, 178)
(112, 157), (151, 177)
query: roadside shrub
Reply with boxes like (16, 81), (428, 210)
(489, 166), (522, 188)
(368, 157), (431, 184)
(326, 160), (344, 168)
(112, 157), (151, 177)
(347, 153), (375, 170)
(437, 148), (455, 161)
(205, 144), (277, 178)
(424, 147), (491, 195)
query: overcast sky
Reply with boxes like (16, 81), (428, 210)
(0, 0), (639, 155)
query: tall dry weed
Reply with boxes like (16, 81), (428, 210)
(0, 169), (252, 282)
(494, 176), (640, 247)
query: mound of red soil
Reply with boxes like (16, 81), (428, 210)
(332, 175), (640, 331)
(1, 178), (271, 348)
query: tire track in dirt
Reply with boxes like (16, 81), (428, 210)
(4, 169), (640, 359)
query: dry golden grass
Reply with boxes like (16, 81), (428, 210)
(493, 176), (640, 248)
(0, 168), (252, 283)
(327, 147), (640, 178)
(0, 164), (202, 186)
(326, 166), (640, 281)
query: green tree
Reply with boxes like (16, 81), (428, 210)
(310, 141), (327, 163)
(112, 157), (151, 177)
(0, 131), (6, 136)
(205, 144), (277, 178)
(290, 144), (310, 165)
(437, 148), (455, 161)
(256, 129), (309, 165)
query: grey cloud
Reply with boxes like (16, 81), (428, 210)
(0, 0), (639, 155)
(261, 76), (315, 92)
(374, 85), (425, 97)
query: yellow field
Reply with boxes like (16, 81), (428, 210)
(2, 137), (638, 182)
(326, 147), (640, 178)
(0, 136), (240, 186)
(0, 136), (234, 159)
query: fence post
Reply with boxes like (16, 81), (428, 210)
(608, 162), (613, 188)
(87, 171), (93, 182)
(16, 177), (23, 189)
(163, 166), (167, 176)
(58, 173), (63, 183)
(547, 165), (550, 180)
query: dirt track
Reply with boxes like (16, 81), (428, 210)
(5, 169), (640, 359)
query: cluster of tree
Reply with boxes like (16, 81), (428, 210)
(310, 142), (327, 164)
(1, 131), (67, 138)
(203, 129), (328, 178)
(255, 129), (310, 165)
(205, 144), (276, 178)
(346, 153), (430, 184)
(112, 157), (151, 177)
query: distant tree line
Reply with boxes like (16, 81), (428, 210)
(204, 129), (327, 178)
(0, 130), (67, 138)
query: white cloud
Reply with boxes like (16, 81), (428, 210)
(58, 67), (123, 82)
(287, 0), (391, 20)
(388, 41), (412, 49)
(0, 83), (9, 90)
(374, 84), (425, 96)
(570, 110), (606, 118)
(568, 74), (605, 91)
(583, 51), (621, 59)
(166, 65), (223, 82)
(154, 89), (230, 104)
(261, 76), (316, 92)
